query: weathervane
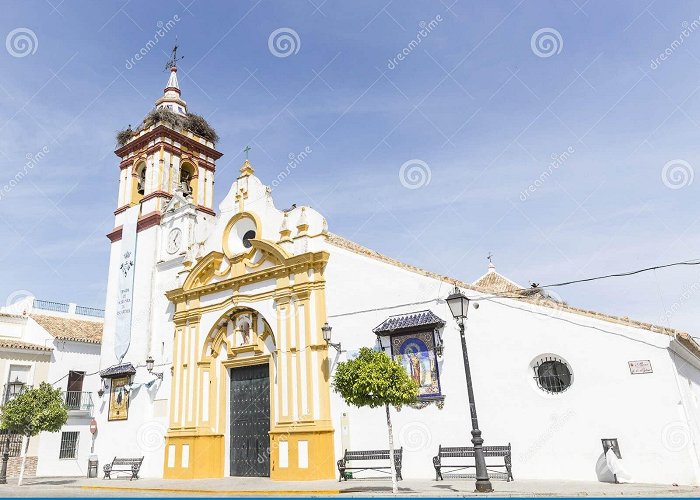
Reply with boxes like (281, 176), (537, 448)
(487, 252), (493, 264)
(164, 39), (184, 71)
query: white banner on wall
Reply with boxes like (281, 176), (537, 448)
(115, 205), (139, 362)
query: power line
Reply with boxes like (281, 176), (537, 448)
(536, 258), (700, 290)
(327, 258), (700, 317)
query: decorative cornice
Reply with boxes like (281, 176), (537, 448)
(106, 210), (162, 242)
(141, 190), (173, 203)
(197, 205), (216, 216)
(115, 124), (223, 162)
(167, 251), (329, 305)
(114, 204), (130, 216)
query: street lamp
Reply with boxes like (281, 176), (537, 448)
(4, 377), (24, 404)
(146, 356), (163, 380)
(445, 286), (493, 493)
(321, 322), (341, 353)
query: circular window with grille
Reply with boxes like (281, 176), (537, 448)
(531, 355), (572, 394)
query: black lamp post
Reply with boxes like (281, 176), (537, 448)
(445, 286), (493, 493)
(0, 432), (9, 485)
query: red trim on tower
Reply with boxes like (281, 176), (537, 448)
(197, 205), (216, 216)
(141, 191), (173, 203)
(137, 211), (161, 231)
(106, 211), (162, 242)
(114, 205), (130, 216)
(107, 226), (122, 243)
(163, 86), (181, 94)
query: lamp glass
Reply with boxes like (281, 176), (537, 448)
(8, 378), (23, 397)
(322, 323), (332, 342)
(446, 287), (469, 319)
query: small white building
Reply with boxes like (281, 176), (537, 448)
(0, 298), (102, 478)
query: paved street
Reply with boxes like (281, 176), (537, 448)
(0, 476), (697, 497)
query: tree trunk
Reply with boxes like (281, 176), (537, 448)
(385, 403), (398, 494)
(17, 435), (29, 486)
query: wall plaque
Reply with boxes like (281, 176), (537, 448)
(628, 360), (653, 374)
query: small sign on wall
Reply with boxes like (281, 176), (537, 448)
(628, 360), (653, 374)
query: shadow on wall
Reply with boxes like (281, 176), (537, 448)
(595, 453), (616, 483)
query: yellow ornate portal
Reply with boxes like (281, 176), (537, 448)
(163, 218), (335, 480)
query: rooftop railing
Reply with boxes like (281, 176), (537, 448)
(33, 299), (104, 319)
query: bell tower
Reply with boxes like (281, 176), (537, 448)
(96, 57), (223, 474)
(109, 65), (222, 236)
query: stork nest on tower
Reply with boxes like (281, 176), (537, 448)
(116, 107), (219, 147)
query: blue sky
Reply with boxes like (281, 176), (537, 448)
(2, 1), (700, 334)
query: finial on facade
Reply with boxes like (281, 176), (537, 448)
(239, 158), (254, 177)
(487, 252), (495, 272)
(296, 207), (309, 235)
(279, 213), (292, 242)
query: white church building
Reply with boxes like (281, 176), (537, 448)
(35, 64), (700, 486)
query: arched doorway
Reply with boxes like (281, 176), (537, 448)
(207, 308), (277, 478)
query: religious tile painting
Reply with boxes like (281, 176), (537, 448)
(108, 376), (130, 421)
(391, 330), (441, 398)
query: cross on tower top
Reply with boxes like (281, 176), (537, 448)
(244, 145), (251, 159)
(165, 40), (184, 71)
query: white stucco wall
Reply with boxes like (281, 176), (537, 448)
(35, 339), (101, 477)
(94, 225), (173, 478)
(323, 243), (700, 485)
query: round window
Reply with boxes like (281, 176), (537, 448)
(242, 230), (256, 249)
(532, 356), (572, 394)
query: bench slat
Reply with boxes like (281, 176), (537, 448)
(338, 448), (403, 482)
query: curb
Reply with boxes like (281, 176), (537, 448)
(80, 485), (341, 496)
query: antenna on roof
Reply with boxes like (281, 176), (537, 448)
(164, 38), (184, 71)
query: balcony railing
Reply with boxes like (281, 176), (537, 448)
(63, 391), (94, 415)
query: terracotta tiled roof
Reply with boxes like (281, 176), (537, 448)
(473, 269), (522, 294)
(31, 314), (102, 344)
(0, 338), (52, 352)
(326, 232), (700, 357)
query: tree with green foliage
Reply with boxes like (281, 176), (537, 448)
(332, 347), (418, 493)
(0, 383), (68, 485)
